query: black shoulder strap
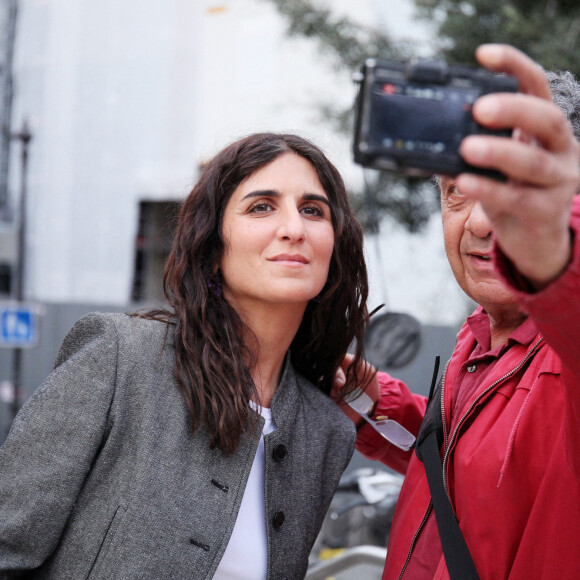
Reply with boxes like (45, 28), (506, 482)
(415, 358), (480, 580)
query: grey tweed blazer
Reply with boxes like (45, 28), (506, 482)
(0, 312), (356, 580)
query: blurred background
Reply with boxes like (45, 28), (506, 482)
(1, 0), (578, 576)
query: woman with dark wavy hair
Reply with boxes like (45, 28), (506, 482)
(0, 132), (370, 579)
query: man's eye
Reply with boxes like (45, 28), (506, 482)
(446, 185), (466, 202)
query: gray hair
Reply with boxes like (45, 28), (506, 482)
(547, 70), (580, 144)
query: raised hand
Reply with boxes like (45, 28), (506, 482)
(456, 44), (580, 289)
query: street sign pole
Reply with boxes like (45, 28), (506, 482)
(9, 121), (32, 423)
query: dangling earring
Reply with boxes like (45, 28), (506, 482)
(207, 270), (223, 298)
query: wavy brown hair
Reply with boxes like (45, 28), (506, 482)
(140, 133), (369, 455)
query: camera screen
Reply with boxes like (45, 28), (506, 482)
(367, 81), (480, 160)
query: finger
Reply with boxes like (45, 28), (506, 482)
(456, 170), (570, 223)
(453, 174), (553, 231)
(511, 127), (536, 146)
(347, 359), (376, 387)
(460, 134), (573, 186)
(475, 44), (551, 100)
(341, 353), (355, 369)
(333, 367), (346, 390)
(455, 171), (529, 208)
(473, 93), (574, 153)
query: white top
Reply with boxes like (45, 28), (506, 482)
(213, 402), (277, 580)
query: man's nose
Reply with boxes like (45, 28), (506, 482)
(465, 201), (492, 239)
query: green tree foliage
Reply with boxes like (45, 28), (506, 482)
(265, 0), (412, 68)
(265, 0), (439, 233)
(267, 0), (580, 231)
(415, 0), (580, 77)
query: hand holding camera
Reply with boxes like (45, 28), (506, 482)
(456, 44), (580, 289)
(354, 44), (580, 289)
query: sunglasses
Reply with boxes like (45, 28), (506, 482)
(346, 388), (416, 451)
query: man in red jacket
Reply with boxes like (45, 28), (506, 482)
(338, 44), (580, 578)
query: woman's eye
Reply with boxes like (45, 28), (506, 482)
(248, 201), (274, 213)
(300, 204), (324, 217)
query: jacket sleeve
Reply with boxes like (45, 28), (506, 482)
(0, 313), (118, 574)
(356, 372), (428, 475)
(494, 194), (580, 475)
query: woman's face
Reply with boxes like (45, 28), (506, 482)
(219, 152), (335, 312)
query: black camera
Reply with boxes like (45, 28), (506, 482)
(353, 58), (518, 179)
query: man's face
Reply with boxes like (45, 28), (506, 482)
(439, 176), (519, 313)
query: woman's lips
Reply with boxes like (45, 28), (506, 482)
(269, 253), (309, 264)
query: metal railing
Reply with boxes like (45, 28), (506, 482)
(305, 545), (387, 579)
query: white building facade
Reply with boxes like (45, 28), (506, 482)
(5, 0), (469, 325)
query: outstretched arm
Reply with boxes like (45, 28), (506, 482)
(460, 44), (580, 473)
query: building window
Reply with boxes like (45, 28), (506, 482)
(131, 200), (179, 303)
(0, 263), (11, 295)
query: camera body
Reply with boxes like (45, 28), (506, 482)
(353, 58), (518, 179)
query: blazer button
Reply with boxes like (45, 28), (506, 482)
(273, 511), (285, 529)
(272, 444), (288, 462)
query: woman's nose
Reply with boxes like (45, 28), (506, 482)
(278, 208), (306, 241)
